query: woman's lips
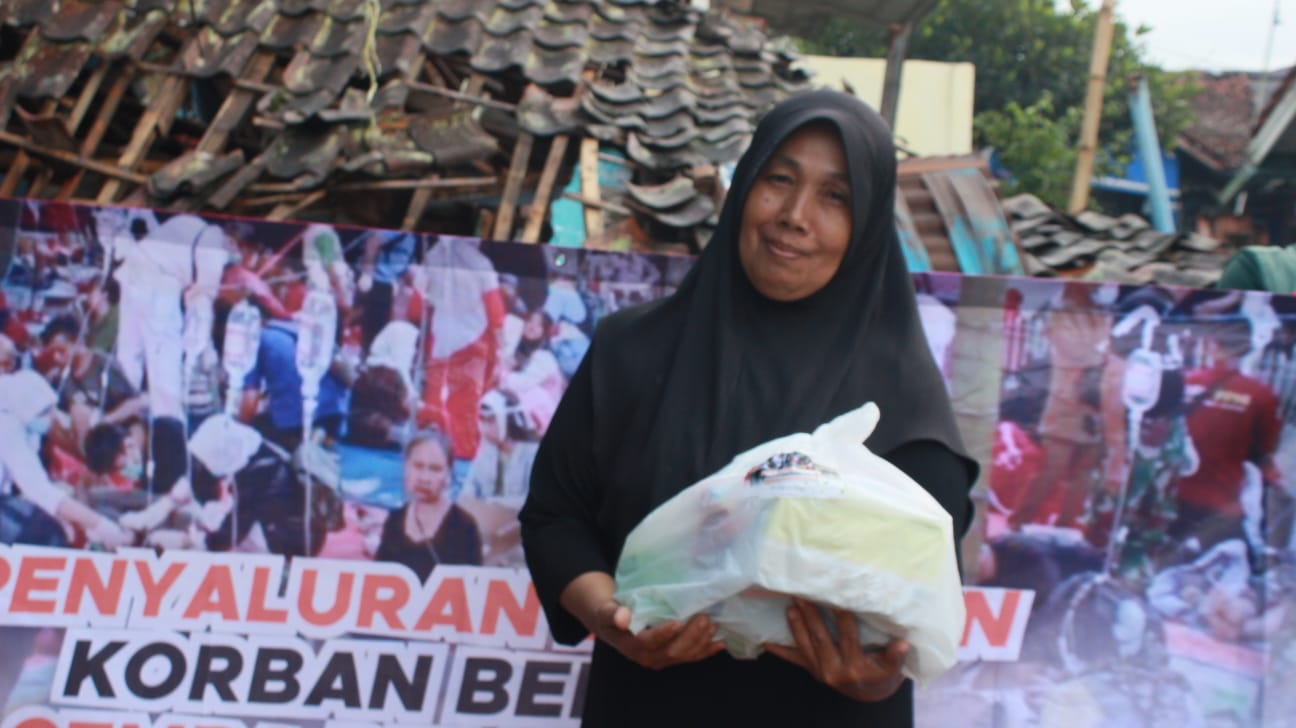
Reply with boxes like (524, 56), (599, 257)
(764, 237), (802, 259)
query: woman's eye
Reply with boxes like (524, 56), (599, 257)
(766, 172), (793, 185)
(825, 189), (849, 205)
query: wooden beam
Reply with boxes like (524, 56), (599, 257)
(579, 137), (604, 238)
(11, 65), (111, 198)
(405, 80), (517, 112)
(199, 51), (276, 154)
(246, 176), (498, 194)
(268, 189), (326, 221)
(402, 183), (436, 230)
(98, 70), (189, 202)
(0, 130), (147, 184)
(68, 64), (110, 135)
(560, 191), (631, 217)
(422, 59), (447, 88)
(464, 73), (487, 97)
(58, 66), (134, 200)
(0, 100), (56, 197)
(521, 135), (570, 243)
(493, 132), (533, 241)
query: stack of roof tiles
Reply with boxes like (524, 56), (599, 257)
(1003, 193), (1230, 288)
(0, 0), (811, 243)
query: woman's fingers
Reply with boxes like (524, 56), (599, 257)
(666, 614), (718, 659)
(795, 599), (842, 673)
(605, 612), (724, 670)
(880, 639), (910, 672)
(763, 642), (810, 670)
(834, 608), (863, 664)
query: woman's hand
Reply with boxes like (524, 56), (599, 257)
(764, 598), (909, 702)
(591, 599), (726, 671)
(560, 571), (725, 671)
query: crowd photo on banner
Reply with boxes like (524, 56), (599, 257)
(923, 274), (1296, 727)
(0, 197), (688, 721)
(3, 196), (1296, 727)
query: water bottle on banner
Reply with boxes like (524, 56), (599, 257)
(296, 288), (337, 404)
(222, 299), (262, 415)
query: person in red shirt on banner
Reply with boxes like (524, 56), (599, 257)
(418, 237), (506, 484)
(1171, 317), (1282, 560)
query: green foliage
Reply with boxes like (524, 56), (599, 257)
(797, 0), (1202, 208)
(975, 94), (1081, 207)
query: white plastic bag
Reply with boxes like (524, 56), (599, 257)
(613, 402), (965, 684)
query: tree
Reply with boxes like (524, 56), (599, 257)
(798, 0), (1200, 209)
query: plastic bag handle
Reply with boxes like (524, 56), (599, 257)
(812, 402), (880, 446)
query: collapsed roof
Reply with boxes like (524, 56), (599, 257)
(0, 0), (812, 248)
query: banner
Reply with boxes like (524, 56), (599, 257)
(0, 198), (1290, 727)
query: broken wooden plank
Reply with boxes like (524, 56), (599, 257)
(0, 130), (147, 185)
(492, 132), (534, 241)
(521, 135), (570, 243)
(98, 70), (189, 202)
(199, 51), (276, 154)
(579, 137), (604, 238)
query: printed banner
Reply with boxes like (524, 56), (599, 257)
(0, 198), (1290, 727)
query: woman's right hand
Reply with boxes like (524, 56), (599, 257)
(561, 572), (724, 670)
(591, 599), (726, 670)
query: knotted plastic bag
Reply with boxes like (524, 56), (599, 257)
(613, 402), (965, 684)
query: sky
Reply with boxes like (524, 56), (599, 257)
(1096, 0), (1295, 72)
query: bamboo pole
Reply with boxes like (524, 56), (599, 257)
(1068, 0), (1117, 214)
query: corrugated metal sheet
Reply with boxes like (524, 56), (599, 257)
(924, 166), (1023, 276)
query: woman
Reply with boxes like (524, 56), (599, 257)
(376, 431), (483, 581)
(0, 369), (129, 711)
(519, 91), (977, 727)
(0, 369), (129, 548)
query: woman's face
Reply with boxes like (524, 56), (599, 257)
(738, 124), (852, 302)
(404, 439), (450, 504)
(522, 311), (547, 342)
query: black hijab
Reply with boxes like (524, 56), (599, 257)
(526, 89), (975, 576)
(634, 90), (973, 502)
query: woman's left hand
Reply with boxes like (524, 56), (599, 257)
(763, 598), (909, 702)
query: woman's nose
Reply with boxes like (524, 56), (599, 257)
(779, 188), (811, 231)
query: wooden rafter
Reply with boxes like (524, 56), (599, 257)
(493, 132), (534, 241)
(521, 135), (570, 243)
(98, 43), (195, 203)
(0, 99), (56, 197)
(57, 65), (135, 201)
(198, 51), (277, 154)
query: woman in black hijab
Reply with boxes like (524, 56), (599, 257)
(519, 90), (977, 727)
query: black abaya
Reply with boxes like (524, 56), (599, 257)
(520, 90), (977, 727)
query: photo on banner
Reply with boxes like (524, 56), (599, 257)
(1, 196), (1292, 728)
